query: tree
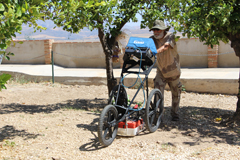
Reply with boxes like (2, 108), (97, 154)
(0, 0), (48, 89)
(158, 0), (240, 121)
(0, 0), (47, 53)
(45, 0), (165, 94)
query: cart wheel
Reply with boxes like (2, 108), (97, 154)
(145, 89), (164, 133)
(98, 105), (118, 147)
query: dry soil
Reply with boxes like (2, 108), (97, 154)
(0, 82), (240, 160)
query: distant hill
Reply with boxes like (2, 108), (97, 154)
(15, 20), (181, 41)
(15, 20), (149, 41)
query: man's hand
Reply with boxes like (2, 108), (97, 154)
(157, 43), (170, 54)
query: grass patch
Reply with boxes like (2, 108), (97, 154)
(160, 143), (176, 153)
(9, 75), (31, 84)
(3, 140), (16, 147)
(8, 74), (47, 85)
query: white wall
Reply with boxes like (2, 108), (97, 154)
(3, 40), (45, 64)
(218, 41), (239, 67)
(177, 38), (208, 68)
(2, 38), (237, 68)
(52, 42), (122, 68)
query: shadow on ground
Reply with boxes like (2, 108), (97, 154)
(77, 117), (106, 151)
(0, 98), (239, 147)
(0, 98), (107, 143)
(0, 98), (108, 114)
(159, 106), (240, 146)
(0, 125), (40, 142)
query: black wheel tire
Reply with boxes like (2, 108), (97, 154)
(145, 89), (164, 133)
(97, 105), (118, 147)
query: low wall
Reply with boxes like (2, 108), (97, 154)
(218, 41), (238, 67)
(53, 42), (105, 68)
(52, 42), (121, 68)
(177, 38), (208, 68)
(2, 39), (52, 64)
(3, 40), (46, 64)
(2, 38), (238, 68)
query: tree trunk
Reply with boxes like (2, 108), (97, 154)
(104, 52), (117, 95)
(234, 57), (240, 118)
(98, 28), (117, 95)
(228, 33), (240, 120)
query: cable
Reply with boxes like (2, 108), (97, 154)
(120, 47), (146, 111)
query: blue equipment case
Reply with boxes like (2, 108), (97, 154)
(123, 37), (157, 67)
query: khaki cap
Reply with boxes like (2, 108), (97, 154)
(150, 20), (169, 31)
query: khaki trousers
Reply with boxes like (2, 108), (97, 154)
(154, 70), (182, 118)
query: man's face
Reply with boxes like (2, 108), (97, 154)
(153, 29), (163, 36)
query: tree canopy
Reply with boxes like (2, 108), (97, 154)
(161, 0), (240, 57)
(0, 0), (47, 54)
(0, 0), (49, 90)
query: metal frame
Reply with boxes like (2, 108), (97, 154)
(111, 55), (157, 126)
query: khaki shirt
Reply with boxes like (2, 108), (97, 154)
(150, 32), (181, 79)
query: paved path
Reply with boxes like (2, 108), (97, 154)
(0, 64), (239, 94)
(0, 64), (239, 79)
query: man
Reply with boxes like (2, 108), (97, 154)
(150, 20), (182, 121)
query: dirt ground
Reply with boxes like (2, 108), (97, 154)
(0, 81), (240, 160)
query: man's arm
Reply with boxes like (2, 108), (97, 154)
(157, 43), (171, 54)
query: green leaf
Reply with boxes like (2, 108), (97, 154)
(22, 6), (26, 13)
(0, 73), (11, 91)
(25, 2), (28, 10)
(6, 41), (12, 46)
(100, 1), (106, 6)
(0, 44), (7, 49)
(0, 74), (11, 83)
(89, 25), (93, 31)
(223, 18), (227, 24)
(0, 3), (5, 11)
(7, 52), (14, 56)
(5, 56), (10, 60)
(16, 5), (22, 17)
(175, 36), (180, 42)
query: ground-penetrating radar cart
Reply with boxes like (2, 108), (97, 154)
(97, 37), (164, 147)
